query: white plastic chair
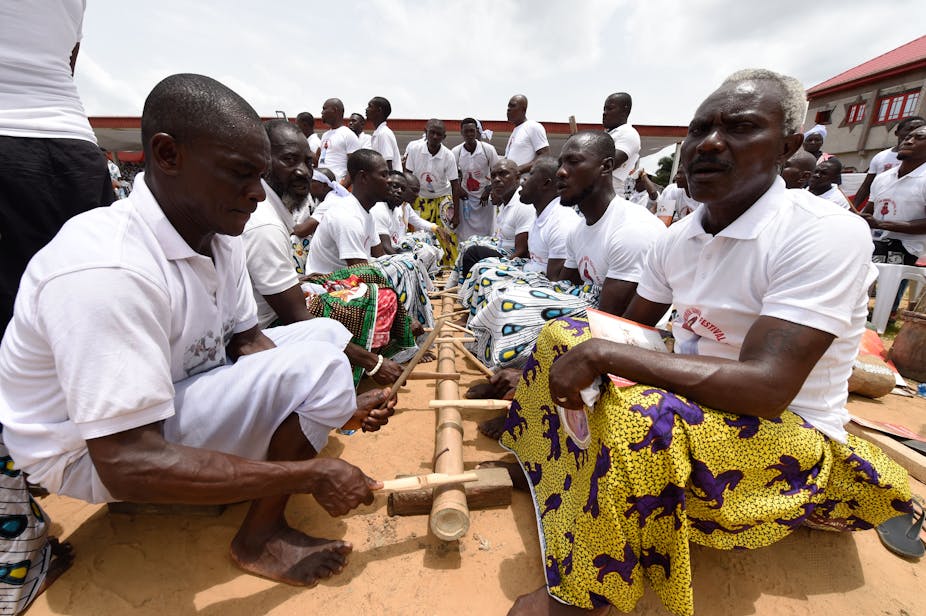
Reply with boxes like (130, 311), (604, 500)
(870, 264), (926, 334)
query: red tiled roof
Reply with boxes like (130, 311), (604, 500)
(807, 35), (926, 98)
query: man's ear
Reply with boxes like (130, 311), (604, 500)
(601, 156), (615, 176)
(781, 133), (804, 165)
(150, 133), (182, 177)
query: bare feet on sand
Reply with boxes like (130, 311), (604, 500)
(230, 524), (353, 586)
(508, 587), (611, 616)
(478, 415), (508, 440)
(37, 536), (75, 594)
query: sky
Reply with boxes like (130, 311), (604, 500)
(75, 1), (925, 168)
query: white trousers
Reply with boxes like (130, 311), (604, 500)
(58, 319), (356, 503)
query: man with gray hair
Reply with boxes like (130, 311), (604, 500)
(504, 68), (912, 616)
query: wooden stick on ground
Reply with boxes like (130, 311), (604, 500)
(378, 472), (479, 492)
(453, 340), (495, 377)
(440, 308), (471, 319)
(436, 337), (476, 344)
(390, 318), (445, 391)
(429, 399), (511, 410)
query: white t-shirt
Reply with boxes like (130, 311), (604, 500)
(371, 122), (403, 171)
(0, 0), (96, 142)
(453, 141), (500, 240)
(504, 120), (549, 167)
(565, 196), (666, 286)
(311, 191), (344, 222)
(358, 132), (372, 149)
(637, 178), (875, 442)
(242, 181), (300, 329)
(870, 163), (926, 257)
(494, 188), (536, 252)
(405, 141), (458, 198)
(0, 173), (259, 492)
(525, 198), (581, 274)
(305, 194), (377, 274)
(656, 183), (702, 223)
(867, 147), (901, 175)
(371, 202), (404, 246)
(318, 125), (361, 180)
(609, 124), (641, 192)
(816, 184), (852, 210)
(307, 133), (322, 157)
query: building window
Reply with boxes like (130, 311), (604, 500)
(874, 90), (921, 124)
(814, 109), (832, 124)
(846, 102), (866, 124)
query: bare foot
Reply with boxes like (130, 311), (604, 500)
(465, 381), (496, 399)
(508, 587), (611, 615)
(230, 525), (353, 586)
(36, 537), (74, 595)
(478, 414), (509, 440)
(411, 320), (426, 337)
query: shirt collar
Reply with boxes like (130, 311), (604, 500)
(683, 176), (786, 241)
(501, 186), (523, 209)
(534, 196), (561, 224)
(131, 172), (200, 260)
(260, 179), (296, 233)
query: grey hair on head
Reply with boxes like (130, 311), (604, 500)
(721, 68), (807, 136)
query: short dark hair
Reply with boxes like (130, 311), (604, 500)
(531, 155), (559, 179)
(822, 156), (843, 174)
(898, 116), (926, 132)
(296, 111), (315, 126)
(370, 96), (392, 119)
(460, 117), (478, 129)
(141, 73), (260, 160)
(347, 148), (385, 178)
(388, 169), (406, 179)
(264, 118), (301, 143)
(565, 130), (616, 160)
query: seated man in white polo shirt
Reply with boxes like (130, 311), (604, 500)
(242, 120), (402, 385)
(808, 157), (852, 209)
(503, 68), (912, 616)
(0, 74), (397, 589)
(454, 158), (535, 282)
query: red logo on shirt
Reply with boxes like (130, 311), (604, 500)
(681, 307), (726, 342)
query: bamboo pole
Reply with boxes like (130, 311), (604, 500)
(443, 321), (475, 335)
(430, 295), (470, 541)
(378, 472), (479, 492)
(406, 371), (461, 381)
(436, 337), (476, 344)
(428, 399), (510, 410)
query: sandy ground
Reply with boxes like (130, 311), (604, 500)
(26, 348), (926, 616)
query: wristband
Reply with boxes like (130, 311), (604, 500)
(366, 354), (385, 376)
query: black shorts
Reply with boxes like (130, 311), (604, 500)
(0, 136), (116, 334)
(872, 238), (919, 266)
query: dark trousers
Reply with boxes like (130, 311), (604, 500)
(0, 136), (115, 336)
(460, 245), (503, 279)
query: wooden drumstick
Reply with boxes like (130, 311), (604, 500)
(391, 318), (446, 391)
(377, 472), (480, 492)
(453, 340), (495, 377)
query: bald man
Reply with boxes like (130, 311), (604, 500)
(504, 94), (550, 174)
(602, 92), (641, 195)
(317, 98), (360, 180)
(780, 148), (817, 189)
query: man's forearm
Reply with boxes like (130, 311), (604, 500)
(344, 342), (379, 372)
(89, 426), (322, 504)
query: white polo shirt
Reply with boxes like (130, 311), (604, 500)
(370, 122), (403, 171)
(565, 196), (665, 286)
(307, 133), (322, 157)
(525, 198), (581, 274)
(0, 172), (259, 492)
(867, 147), (900, 175)
(494, 187), (535, 252)
(242, 181), (301, 329)
(318, 125), (361, 180)
(636, 178), (875, 442)
(816, 184), (852, 210)
(656, 183), (702, 223)
(405, 142), (458, 198)
(305, 193), (377, 275)
(869, 163), (926, 257)
(504, 120), (549, 167)
(609, 124), (641, 192)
